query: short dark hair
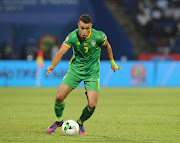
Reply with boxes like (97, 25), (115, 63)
(79, 14), (92, 24)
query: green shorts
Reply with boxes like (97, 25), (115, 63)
(61, 69), (100, 92)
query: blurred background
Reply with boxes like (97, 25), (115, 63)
(0, 0), (180, 87)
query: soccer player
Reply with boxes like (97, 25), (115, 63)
(46, 14), (121, 135)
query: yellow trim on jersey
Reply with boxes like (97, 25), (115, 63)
(63, 43), (71, 48)
(69, 46), (75, 64)
(79, 29), (92, 39)
(85, 29), (92, 39)
(97, 78), (100, 89)
(101, 36), (107, 46)
(98, 48), (101, 64)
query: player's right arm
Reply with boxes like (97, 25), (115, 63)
(46, 34), (72, 76)
(46, 44), (69, 76)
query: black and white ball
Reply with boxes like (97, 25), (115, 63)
(62, 120), (79, 135)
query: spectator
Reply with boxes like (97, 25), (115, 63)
(156, 0), (169, 10)
(137, 11), (151, 26)
(173, 5), (180, 20)
(25, 38), (37, 61)
(0, 41), (11, 59)
(127, 0), (180, 54)
(164, 5), (174, 19)
(151, 7), (162, 20)
(137, 0), (145, 12)
(177, 20), (180, 36)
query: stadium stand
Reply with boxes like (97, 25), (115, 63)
(121, 0), (180, 54)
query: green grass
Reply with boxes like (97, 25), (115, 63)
(0, 87), (180, 143)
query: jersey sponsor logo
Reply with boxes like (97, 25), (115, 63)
(91, 40), (96, 47)
(84, 43), (89, 46)
(77, 42), (80, 46)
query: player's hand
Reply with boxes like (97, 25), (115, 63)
(46, 65), (54, 76)
(111, 65), (122, 73)
(110, 59), (122, 73)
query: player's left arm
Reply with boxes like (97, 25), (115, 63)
(102, 40), (122, 73)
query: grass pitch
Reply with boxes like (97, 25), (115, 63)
(0, 87), (180, 143)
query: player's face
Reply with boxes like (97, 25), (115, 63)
(78, 21), (92, 39)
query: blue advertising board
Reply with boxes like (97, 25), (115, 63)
(156, 62), (180, 86)
(100, 61), (154, 86)
(0, 60), (180, 87)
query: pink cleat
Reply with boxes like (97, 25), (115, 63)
(46, 121), (63, 133)
(79, 125), (87, 135)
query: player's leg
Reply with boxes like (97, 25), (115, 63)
(78, 89), (99, 124)
(77, 74), (100, 135)
(46, 69), (81, 133)
(46, 83), (73, 133)
(55, 83), (74, 122)
(77, 90), (99, 135)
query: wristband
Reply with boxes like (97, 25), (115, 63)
(110, 59), (115, 65)
(110, 59), (119, 70)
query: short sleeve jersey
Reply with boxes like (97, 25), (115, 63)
(63, 28), (107, 76)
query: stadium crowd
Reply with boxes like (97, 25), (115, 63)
(123, 0), (180, 53)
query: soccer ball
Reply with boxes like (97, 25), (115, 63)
(62, 120), (79, 135)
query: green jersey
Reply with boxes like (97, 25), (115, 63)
(63, 28), (107, 76)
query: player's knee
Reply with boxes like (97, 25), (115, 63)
(88, 103), (97, 110)
(56, 96), (64, 103)
(56, 92), (64, 103)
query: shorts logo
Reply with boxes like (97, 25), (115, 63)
(63, 74), (67, 80)
(91, 40), (96, 47)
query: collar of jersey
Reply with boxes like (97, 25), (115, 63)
(79, 29), (92, 40)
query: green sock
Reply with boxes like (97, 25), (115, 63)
(77, 106), (94, 125)
(54, 101), (65, 122)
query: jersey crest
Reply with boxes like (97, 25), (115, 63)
(91, 40), (96, 47)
